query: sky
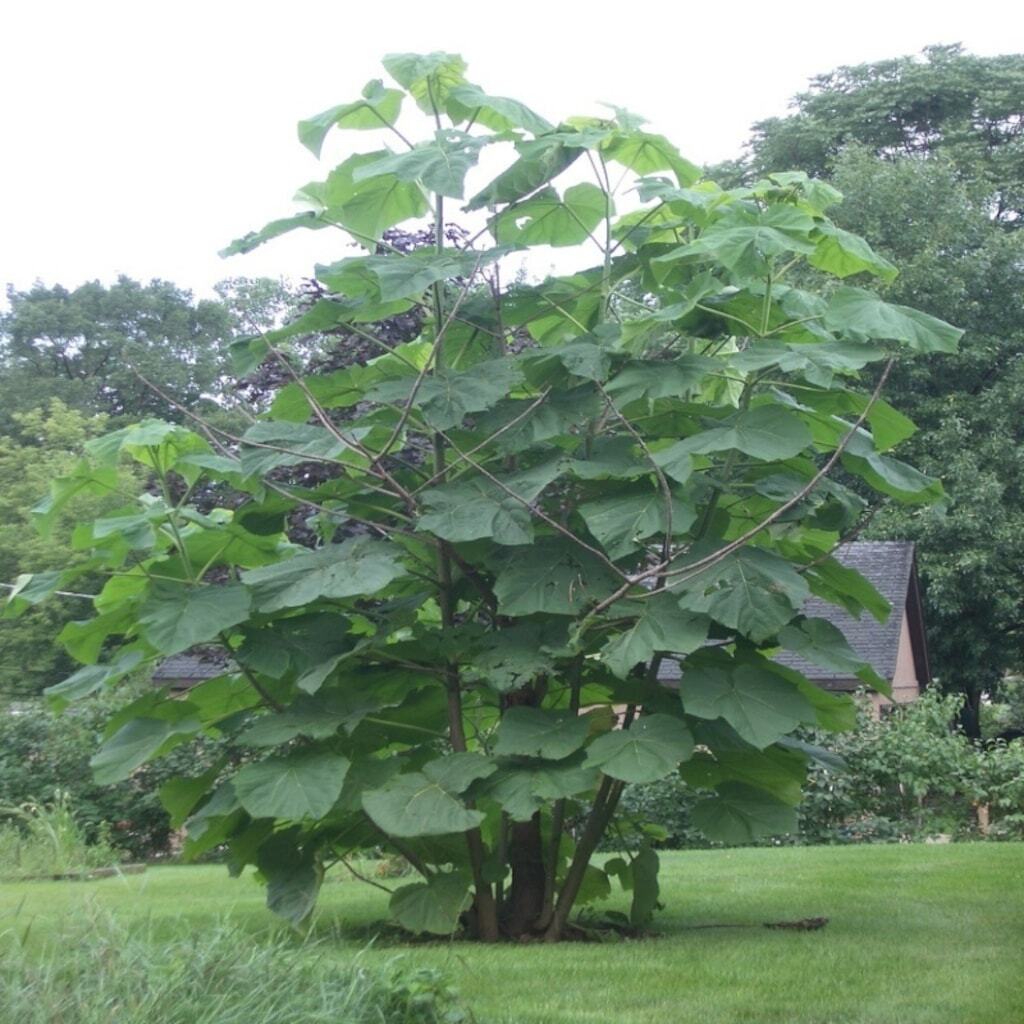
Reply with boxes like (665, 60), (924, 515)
(1, 0), (1020, 300)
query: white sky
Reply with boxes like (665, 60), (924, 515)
(1, 0), (1020, 300)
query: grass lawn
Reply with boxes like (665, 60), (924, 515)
(2, 843), (1022, 1024)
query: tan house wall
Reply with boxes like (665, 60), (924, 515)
(869, 610), (920, 714)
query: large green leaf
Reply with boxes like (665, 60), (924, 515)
(579, 489), (695, 559)
(390, 871), (472, 935)
(569, 437), (649, 481)
(804, 555), (890, 622)
(91, 716), (199, 785)
(601, 595), (708, 679)
(219, 213), (330, 257)
(159, 762), (224, 829)
(58, 608), (134, 665)
(809, 224), (898, 283)
(446, 83), (552, 134)
(466, 137), (582, 210)
(382, 52), (467, 114)
(629, 844), (661, 927)
(419, 485), (532, 546)
(242, 538), (405, 613)
(824, 287), (963, 353)
(491, 184), (608, 247)
(479, 758), (598, 820)
(461, 622), (563, 693)
(2, 570), (65, 618)
(362, 772), (484, 837)
(658, 206), (817, 274)
(772, 662), (859, 732)
(603, 356), (714, 407)
(676, 547), (811, 641)
(423, 752), (497, 794)
(354, 131), (486, 199)
(682, 722), (808, 804)
(239, 695), (353, 747)
(679, 661), (813, 749)
(418, 459), (562, 547)
(730, 339), (887, 388)
(138, 582), (251, 655)
(318, 248), (501, 304)
(44, 649), (144, 711)
(33, 461), (120, 537)
(367, 358), (521, 431)
(691, 782), (797, 844)
(601, 131), (700, 187)
(233, 752), (349, 820)
(778, 616), (889, 691)
(520, 340), (611, 386)
(841, 431), (943, 504)
(257, 835), (324, 926)
(298, 80), (405, 156)
(682, 406), (813, 461)
(493, 540), (618, 617)
(493, 707), (590, 760)
(297, 151), (429, 245)
(583, 714), (694, 783)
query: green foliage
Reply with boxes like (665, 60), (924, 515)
(732, 47), (1024, 731)
(746, 44), (1024, 226)
(0, 791), (123, 879)
(18, 53), (955, 941)
(0, 277), (235, 428)
(0, 403), (140, 697)
(0, 696), (230, 860)
(799, 691), (1024, 843)
(618, 690), (1024, 848)
(0, 913), (470, 1024)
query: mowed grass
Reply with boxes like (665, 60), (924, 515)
(2, 844), (1022, 1024)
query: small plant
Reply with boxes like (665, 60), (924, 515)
(0, 790), (123, 879)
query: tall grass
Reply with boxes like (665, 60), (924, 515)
(0, 909), (470, 1024)
(0, 791), (122, 879)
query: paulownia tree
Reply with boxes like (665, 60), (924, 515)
(9, 53), (961, 941)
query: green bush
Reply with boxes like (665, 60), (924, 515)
(0, 912), (470, 1024)
(616, 690), (1024, 847)
(0, 696), (230, 860)
(0, 791), (123, 879)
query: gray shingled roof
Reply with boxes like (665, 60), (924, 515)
(151, 649), (231, 682)
(658, 541), (917, 688)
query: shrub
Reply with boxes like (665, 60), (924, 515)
(0, 913), (470, 1024)
(0, 696), (230, 860)
(0, 791), (123, 879)
(617, 690), (1024, 846)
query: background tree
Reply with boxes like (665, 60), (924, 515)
(747, 44), (1024, 226)
(17, 53), (956, 941)
(0, 402), (138, 696)
(725, 47), (1024, 733)
(0, 277), (234, 428)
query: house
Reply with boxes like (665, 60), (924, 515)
(658, 540), (930, 713)
(151, 648), (231, 695)
(153, 541), (931, 713)
(777, 540), (931, 711)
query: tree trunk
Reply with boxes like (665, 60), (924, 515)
(503, 815), (547, 938)
(959, 686), (982, 739)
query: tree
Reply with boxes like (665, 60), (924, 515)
(747, 44), (1024, 226)
(0, 402), (137, 696)
(0, 277), (235, 428)
(13, 53), (957, 940)
(732, 48), (1024, 733)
